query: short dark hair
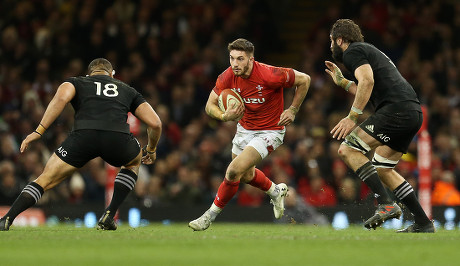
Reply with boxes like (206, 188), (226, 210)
(88, 58), (113, 75)
(330, 19), (364, 43)
(228, 38), (254, 56)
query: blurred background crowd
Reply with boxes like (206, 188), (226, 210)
(1, 0), (460, 213)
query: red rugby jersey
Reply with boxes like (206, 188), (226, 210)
(213, 61), (295, 130)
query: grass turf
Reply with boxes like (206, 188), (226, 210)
(0, 223), (459, 266)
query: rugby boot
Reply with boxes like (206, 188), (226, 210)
(188, 210), (212, 231)
(97, 211), (117, 230)
(364, 202), (402, 230)
(0, 217), (11, 231)
(396, 221), (435, 233)
(270, 183), (289, 219)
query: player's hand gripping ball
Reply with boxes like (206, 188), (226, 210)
(218, 89), (243, 111)
(218, 89), (244, 120)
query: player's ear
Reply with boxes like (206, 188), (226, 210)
(336, 37), (343, 46)
(111, 69), (115, 77)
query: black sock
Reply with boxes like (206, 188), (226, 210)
(4, 182), (44, 221)
(356, 162), (392, 204)
(106, 169), (138, 216)
(393, 181), (431, 225)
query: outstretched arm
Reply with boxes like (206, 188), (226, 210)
(325, 61), (357, 95)
(330, 64), (374, 140)
(134, 102), (162, 164)
(20, 82), (76, 153)
(278, 70), (310, 126)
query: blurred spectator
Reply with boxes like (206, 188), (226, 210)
(337, 177), (360, 205)
(300, 175), (337, 207)
(431, 170), (460, 206)
(237, 184), (265, 207)
(0, 160), (24, 204)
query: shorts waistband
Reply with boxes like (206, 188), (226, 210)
(73, 120), (130, 134)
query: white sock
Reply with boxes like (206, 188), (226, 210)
(266, 182), (279, 198)
(209, 203), (222, 221)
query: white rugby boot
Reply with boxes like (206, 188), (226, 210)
(270, 183), (288, 219)
(188, 210), (212, 231)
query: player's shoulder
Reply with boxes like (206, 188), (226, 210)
(346, 42), (377, 54)
(65, 75), (83, 82)
(254, 61), (277, 72)
(255, 61), (291, 73)
(254, 61), (292, 81)
(217, 66), (234, 84)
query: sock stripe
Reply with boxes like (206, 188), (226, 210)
(394, 182), (413, 200)
(360, 169), (376, 182)
(396, 186), (413, 199)
(115, 173), (136, 190)
(115, 179), (133, 190)
(117, 173), (136, 186)
(23, 185), (41, 203)
(358, 166), (376, 182)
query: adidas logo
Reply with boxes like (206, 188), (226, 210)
(366, 124), (374, 133)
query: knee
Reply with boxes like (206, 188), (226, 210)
(226, 164), (244, 182)
(337, 145), (350, 161)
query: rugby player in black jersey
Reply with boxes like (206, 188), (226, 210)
(0, 58), (161, 231)
(325, 19), (434, 233)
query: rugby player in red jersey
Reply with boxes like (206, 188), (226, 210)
(189, 38), (310, 231)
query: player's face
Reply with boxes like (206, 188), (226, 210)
(229, 50), (253, 77)
(330, 36), (344, 63)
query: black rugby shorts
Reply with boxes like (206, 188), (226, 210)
(360, 109), (423, 153)
(55, 130), (141, 168)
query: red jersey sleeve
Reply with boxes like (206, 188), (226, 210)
(213, 67), (233, 95)
(270, 67), (295, 89)
(257, 62), (295, 89)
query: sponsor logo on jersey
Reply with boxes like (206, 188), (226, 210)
(365, 124), (374, 133)
(256, 85), (263, 96)
(243, 98), (265, 104)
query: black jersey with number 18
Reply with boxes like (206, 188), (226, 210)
(65, 75), (146, 134)
(343, 42), (421, 112)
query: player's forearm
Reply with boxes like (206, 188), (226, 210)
(38, 98), (67, 131)
(205, 102), (225, 121)
(290, 73), (311, 112)
(348, 80), (372, 122)
(146, 125), (161, 151)
(346, 82), (357, 95)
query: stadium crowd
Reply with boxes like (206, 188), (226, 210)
(1, 0), (460, 211)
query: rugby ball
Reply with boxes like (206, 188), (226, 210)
(218, 89), (244, 112)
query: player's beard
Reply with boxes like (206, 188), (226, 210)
(233, 63), (250, 77)
(331, 41), (344, 63)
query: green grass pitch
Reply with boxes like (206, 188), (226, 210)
(0, 223), (459, 266)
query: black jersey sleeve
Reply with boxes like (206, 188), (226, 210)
(343, 45), (369, 74)
(130, 90), (146, 113)
(64, 77), (77, 85)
